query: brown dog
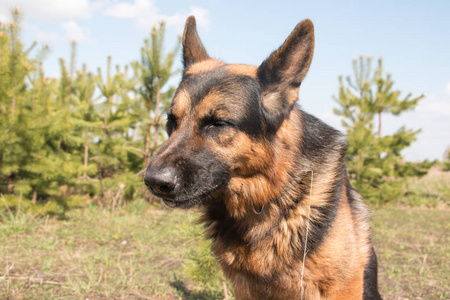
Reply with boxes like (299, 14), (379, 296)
(145, 16), (381, 300)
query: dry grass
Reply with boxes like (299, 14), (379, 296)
(0, 174), (449, 299)
(372, 207), (449, 299)
(400, 168), (450, 209)
(0, 201), (202, 299)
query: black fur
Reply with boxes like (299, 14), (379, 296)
(295, 111), (346, 252)
(176, 68), (264, 139)
(363, 247), (383, 299)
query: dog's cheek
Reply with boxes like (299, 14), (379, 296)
(211, 127), (238, 147)
(212, 132), (273, 176)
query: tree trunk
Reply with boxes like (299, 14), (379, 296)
(7, 176), (14, 194)
(356, 150), (361, 184)
(99, 163), (105, 207)
(378, 111), (382, 139)
(83, 128), (89, 177)
(103, 110), (108, 140)
(151, 78), (161, 157)
(32, 188), (37, 204)
(11, 97), (16, 120)
(144, 123), (151, 168)
(0, 151), (3, 192)
(103, 96), (111, 140)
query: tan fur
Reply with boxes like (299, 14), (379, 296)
(225, 64), (258, 78)
(185, 59), (225, 74)
(203, 111), (372, 299)
(303, 186), (369, 299)
(171, 89), (191, 121)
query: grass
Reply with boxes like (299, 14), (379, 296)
(0, 200), (203, 299)
(399, 168), (450, 208)
(0, 173), (448, 299)
(372, 207), (449, 299)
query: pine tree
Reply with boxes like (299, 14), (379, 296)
(443, 147), (450, 172)
(1, 9), (183, 213)
(0, 9), (30, 196)
(22, 43), (81, 207)
(334, 56), (431, 204)
(136, 22), (181, 168)
(373, 59), (422, 138)
(0, 9), (54, 204)
(72, 62), (99, 178)
(94, 56), (129, 206)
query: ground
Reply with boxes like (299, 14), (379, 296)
(0, 174), (449, 299)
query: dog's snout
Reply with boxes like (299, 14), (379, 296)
(144, 166), (177, 196)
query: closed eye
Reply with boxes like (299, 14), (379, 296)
(166, 113), (177, 136)
(207, 120), (229, 129)
(202, 116), (234, 133)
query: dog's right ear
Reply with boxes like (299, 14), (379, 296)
(183, 16), (210, 70)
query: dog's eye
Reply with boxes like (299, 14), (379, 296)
(210, 121), (228, 128)
(203, 118), (232, 133)
(166, 114), (177, 136)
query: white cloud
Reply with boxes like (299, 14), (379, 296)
(0, 0), (97, 45)
(1, 0), (209, 44)
(60, 21), (90, 42)
(103, 0), (210, 32)
(0, 0), (94, 22)
(0, 12), (8, 23)
(416, 94), (450, 118)
(164, 6), (211, 32)
(103, 0), (149, 19)
(104, 0), (158, 28)
(319, 111), (345, 132)
(189, 6), (210, 29)
(25, 22), (63, 41)
(24, 21), (93, 43)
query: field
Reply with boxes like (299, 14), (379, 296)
(1, 174), (449, 299)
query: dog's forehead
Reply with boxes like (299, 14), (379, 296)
(171, 62), (260, 119)
(184, 59), (258, 77)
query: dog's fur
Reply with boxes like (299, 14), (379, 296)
(145, 16), (381, 299)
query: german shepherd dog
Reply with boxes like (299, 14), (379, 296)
(145, 16), (381, 300)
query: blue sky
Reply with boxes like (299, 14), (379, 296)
(1, 0), (449, 161)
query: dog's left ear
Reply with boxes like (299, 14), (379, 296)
(183, 16), (210, 70)
(257, 19), (315, 105)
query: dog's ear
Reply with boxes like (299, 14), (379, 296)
(257, 19), (314, 133)
(258, 19), (314, 96)
(183, 16), (210, 70)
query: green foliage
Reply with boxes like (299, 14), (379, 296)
(334, 56), (433, 204)
(182, 218), (231, 297)
(183, 223), (223, 286)
(0, 10), (180, 213)
(442, 148), (450, 171)
(135, 22), (181, 168)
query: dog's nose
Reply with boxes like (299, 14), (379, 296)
(144, 167), (177, 196)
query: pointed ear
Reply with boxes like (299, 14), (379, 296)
(183, 16), (210, 70)
(257, 19), (315, 104)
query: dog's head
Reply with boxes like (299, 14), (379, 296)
(145, 16), (314, 210)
